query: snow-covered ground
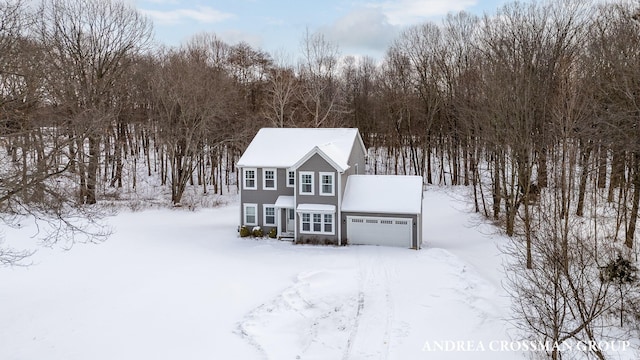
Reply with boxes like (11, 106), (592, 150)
(0, 187), (522, 359)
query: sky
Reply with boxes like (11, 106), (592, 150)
(134, 0), (512, 61)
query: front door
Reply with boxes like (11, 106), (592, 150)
(286, 208), (295, 233)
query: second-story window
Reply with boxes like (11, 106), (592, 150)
(320, 172), (334, 196)
(300, 171), (314, 195)
(243, 168), (257, 190)
(263, 169), (276, 190)
(287, 171), (295, 187)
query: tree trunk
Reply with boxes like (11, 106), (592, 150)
(576, 143), (591, 217)
(597, 143), (607, 189)
(76, 137), (88, 203)
(86, 135), (100, 205)
(537, 147), (548, 188)
(625, 153), (640, 249)
(492, 152), (501, 220)
(608, 150), (625, 203)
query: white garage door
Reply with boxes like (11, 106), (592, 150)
(346, 216), (413, 247)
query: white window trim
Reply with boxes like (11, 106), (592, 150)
(287, 171), (295, 188)
(299, 212), (334, 235)
(243, 203), (258, 226)
(262, 168), (277, 190)
(263, 204), (276, 226)
(299, 171), (314, 195)
(301, 213), (311, 232)
(243, 168), (257, 190)
(319, 172), (335, 196)
(323, 213), (334, 233)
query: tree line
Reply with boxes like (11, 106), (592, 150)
(1, 0), (640, 356)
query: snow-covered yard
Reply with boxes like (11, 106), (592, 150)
(0, 187), (521, 360)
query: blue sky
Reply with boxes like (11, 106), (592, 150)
(134, 0), (512, 60)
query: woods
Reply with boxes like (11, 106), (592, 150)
(1, 0), (640, 357)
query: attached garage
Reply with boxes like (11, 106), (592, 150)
(341, 175), (423, 249)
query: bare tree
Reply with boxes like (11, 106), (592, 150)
(263, 52), (298, 127)
(390, 22), (443, 181)
(0, 1), (117, 265)
(37, 0), (152, 204)
(588, 2), (640, 249)
(341, 55), (380, 144)
(298, 29), (344, 127)
(506, 169), (620, 360)
(150, 36), (246, 205)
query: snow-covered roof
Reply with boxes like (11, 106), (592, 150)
(274, 196), (294, 208)
(297, 204), (336, 213)
(341, 175), (423, 214)
(237, 128), (362, 169)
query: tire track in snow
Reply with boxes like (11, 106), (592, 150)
(342, 291), (365, 360)
(343, 250), (395, 360)
(237, 269), (360, 360)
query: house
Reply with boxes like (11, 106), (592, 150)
(236, 128), (423, 249)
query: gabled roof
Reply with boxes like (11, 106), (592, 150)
(236, 128), (364, 169)
(341, 175), (424, 214)
(289, 143), (349, 172)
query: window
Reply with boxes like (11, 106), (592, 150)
(263, 169), (276, 190)
(302, 213), (311, 231)
(324, 214), (333, 233)
(243, 168), (257, 190)
(287, 171), (295, 187)
(320, 172), (334, 196)
(263, 205), (276, 225)
(244, 204), (257, 225)
(300, 171), (314, 195)
(300, 212), (334, 234)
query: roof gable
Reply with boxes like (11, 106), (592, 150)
(290, 143), (349, 172)
(237, 128), (362, 169)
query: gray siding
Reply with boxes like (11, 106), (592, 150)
(239, 167), (293, 233)
(341, 211), (421, 249)
(241, 167), (292, 204)
(295, 153), (340, 244)
(339, 135), (367, 199)
(296, 153), (339, 206)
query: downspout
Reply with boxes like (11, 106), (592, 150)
(419, 187), (424, 249)
(276, 207), (282, 238)
(292, 168), (297, 243)
(238, 167), (243, 231)
(338, 170), (343, 246)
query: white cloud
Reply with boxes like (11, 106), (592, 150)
(141, 6), (234, 25)
(322, 7), (398, 53)
(370, 0), (477, 25)
(219, 30), (264, 49)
